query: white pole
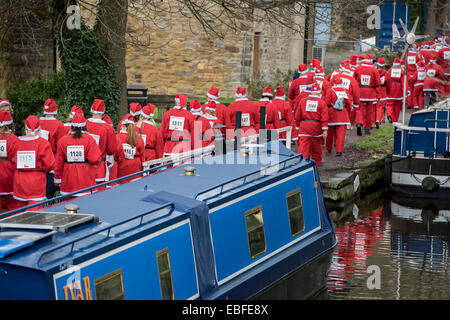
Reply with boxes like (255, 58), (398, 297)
(392, 1), (396, 51)
(402, 46), (408, 125)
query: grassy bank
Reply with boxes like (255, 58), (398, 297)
(354, 124), (395, 157)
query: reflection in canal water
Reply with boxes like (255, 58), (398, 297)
(325, 192), (450, 300)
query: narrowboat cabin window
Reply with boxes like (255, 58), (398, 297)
(286, 189), (305, 237)
(157, 248), (174, 300)
(94, 269), (125, 300)
(245, 206), (267, 259)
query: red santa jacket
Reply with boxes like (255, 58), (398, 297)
(54, 132), (102, 196)
(353, 63), (381, 101)
(160, 107), (195, 155)
(424, 63), (445, 92)
(272, 97), (298, 141)
(39, 117), (66, 154)
(0, 133), (18, 195)
(406, 50), (420, 73)
(385, 67), (405, 100)
(226, 98), (259, 138)
(10, 135), (54, 201)
(192, 113), (213, 149)
(288, 74), (315, 106)
(340, 72), (361, 107)
(255, 99), (282, 130)
(201, 101), (227, 128)
(324, 87), (352, 126)
(115, 131), (145, 180)
(376, 68), (387, 100)
(437, 47), (450, 76)
(136, 120), (164, 161)
(294, 94), (328, 138)
(409, 67), (427, 91)
(86, 118), (118, 182)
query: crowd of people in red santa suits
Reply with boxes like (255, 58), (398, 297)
(0, 35), (448, 212)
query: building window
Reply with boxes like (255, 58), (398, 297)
(286, 189), (305, 237)
(94, 269), (125, 300)
(156, 248), (174, 300)
(245, 206), (266, 259)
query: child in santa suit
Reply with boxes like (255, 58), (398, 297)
(324, 76), (352, 156)
(137, 104), (164, 161)
(375, 58), (388, 128)
(294, 83), (328, 166)
(54, 113), (102, 198)
(410, 60), (427, 109)
(10, 116), (55, 208)
(0, 111), (21, 212)
(115, 114), (145, 183)
(201, 86), (228, 128)
(385, 58), (405, 123)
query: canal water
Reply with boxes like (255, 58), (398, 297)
(323, 190), (450, 300)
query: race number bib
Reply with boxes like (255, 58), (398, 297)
(418, 72), (426, 81)
(89, 133), (100, 146)
(122, 143), (136, 160)
(67, 145), (85, 163)
(335, 90), (348, 100)
(39, 129), (49, 141)
(341, 78), (351, 89)
(391, 68), (401, 78)
(380, 76), (385, 85)
(361, 75), (371, 86)
(0, 140), (6, 158)
(444, 51), (450, 60)
(407, 55), (416, 65)
(169, 116), (185, 131)
(427, 69), (436, 77)
(140, 134), (147, 146)
(241, 113), (250, 126)
(305, 100), (318, 112)
(17, 151), (36, 169)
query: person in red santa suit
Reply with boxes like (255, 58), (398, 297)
(0, 111), (21, 212)
(160, 94), (195, 156)
(201, 86), (227, 127)
(385, 58), (405, 123)
(136, 104), (164, 161)
(353, 54), (381, 135)
(255, 87), (282, 131)
(424, 57), (446, 106)
(375, 58), (388, 128)
(405, 44), (421, 108)
(289, 63), (315, 108)
(437, 39), (450, 96)
(54, 113), (102, 198)
(10, 116), (54, 208)
(86, 99), (118, 184)
(294, 82), (328, 166)
(309, 59), (322, 78)
(409, 60), (427, 110)
(324, 76), (352, 156)
(419, 41), (432, 65)
(225, 87), (259, 139)
(115, 114), (145, 183)
(339, 62), (360, 130)
(62, 105), (84, 136)
(314, 66), (332, 97)
(190, 99), (213, 149)
(272, 85), (298, 145)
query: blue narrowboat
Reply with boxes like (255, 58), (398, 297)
(388, 99), (450, 201)
(0, 141), (336, 300)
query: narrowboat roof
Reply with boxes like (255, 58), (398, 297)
(0, 141), (313, 271)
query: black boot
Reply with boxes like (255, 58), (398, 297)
(336, 152), (342, 157)
(376, 120), (380, 129)
(357, 124), (362, 136)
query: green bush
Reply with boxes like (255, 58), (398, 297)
(245, 69), (294, 100)
(6, 72), (67, 134)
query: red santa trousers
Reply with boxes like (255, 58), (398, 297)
(326, 125), (347, 153)
(298, 136), (323, 166)
(357, 101), (376, 129)
(375, 99), (386, 123)
(1, 195), (23, 212)
(386, 99), (403, 123)
(413, 85), (425, 109)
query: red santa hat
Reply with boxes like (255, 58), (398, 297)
(205, 100), (217, 112)
(129, 102), (142, 116)
(207, 86), (219, 100)
(310, 59), (321, 70)
(315, 67), (325, 78)
(121, 114), (135, 126)
(25, 115), (40, 134)
(261, 86), (273, 97)
(310, 82), (322, 94)
(69, 105), (84, 119)
(175, 94), (188, 108)
(393, 58), (401, 66)
(429, 41), (435, 47)
(43, 98), (58, 115)
(235, 87), (247, 99)
(298, 63), (308, 75)
(377, 58), (386, 67)
(0, 110), (13, 126)
(190, 99), (202, 113)
(366, 54), (373, 63)
(71, 113), (87, 128)
(275, 85), (285, 99)
(0, 100), (11, 107)
(91, 99), (106, 114)
(142, 104), (156, 119)
(357, 54), (365, 63)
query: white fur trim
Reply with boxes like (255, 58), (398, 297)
(71, 122), (86, 127)
(207, 93), (218, 100)
(0, 120), (13, 126)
